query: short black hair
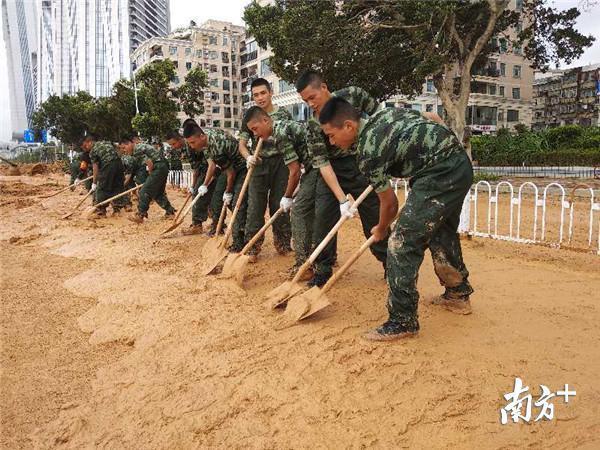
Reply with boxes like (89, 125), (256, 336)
(82, 133), (99, 142)
(164, 130), (183, 141)
(243, 106), (270, 124)
(295, 69), (323, 93)
(182, 118), (198, 128)
(182, 123), (204, 138)
(319, 97), (361, 128)
(119, 133), (135, 143)
(250, 77), (271, 92)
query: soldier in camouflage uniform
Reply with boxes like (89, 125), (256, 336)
(69, 146), (93, 192)
(128, 139), (176, 223)
(239, 78), (293, 259)
(166, 130), (218, 235)
(165, 140), (184, 188)
(82, 135), (126, 217)
(319, 98), (474, 341)
(296, 70), (388, 287)
(183, 123), (248, 251)
(243, 106), (316, 277)
(118, 135), (149, 209)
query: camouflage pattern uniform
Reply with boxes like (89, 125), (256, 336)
(311, 86), (388, 279)
(184, 141), (220, 228)
(271, 119), (316, 269)
(165, 143), (184, 187)
(135, 143), (176, 217)
(89, 141), (125, 214)
(357, 107), (474, 332)
(240, 107), (293, 255)
(70, 150), (93, 190)
(204, 129), (247, 250)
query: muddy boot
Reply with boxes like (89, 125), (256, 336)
(431, 294), (472, 315)
(288, 264), (313, 281)
(363, 321), (419, 342)
(274, 242), (293, 256)
(163, 209), (176, 220)
(307, 272), (330, 288)
(182, 223), (203, 236)
(129, 213), (145, 224)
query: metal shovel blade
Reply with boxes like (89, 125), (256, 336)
(265, 280), (307, 310)
(200, 237), (229, 275)
(219, 253), (250, 286)
(161, 218), (184, 235)
(283, 287), (331, 323)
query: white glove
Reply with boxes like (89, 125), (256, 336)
(74, 178), (81, 186)
(339, 200), (357, 219)
(90, 183), (97, 193)
(280, 196), (293, 213)
(197, 185), (208, 197)
(188, 186), (196, 195)
(246, 154), (257, 169)
(223, 192), (233, 205)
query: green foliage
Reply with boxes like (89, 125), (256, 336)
(472, 125), (600, 166)
(176, 65), (208, 118)
(473, 172), (500, 183)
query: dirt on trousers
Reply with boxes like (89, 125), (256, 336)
(1, 174), (599, 449)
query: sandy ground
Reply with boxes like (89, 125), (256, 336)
(1, 173), (599, 449)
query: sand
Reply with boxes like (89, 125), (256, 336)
(1, 174), (599, 449)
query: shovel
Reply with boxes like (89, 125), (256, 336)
(160, 190), (205, 235)
(62, 190), (94, 219)
(199, 139), (264, 276)
(265, 184), (374, 309)
(83, 184), (141, 217)
(197, 201), (229, 275)
(173, 192), (192, 222)
(219, 207), (283, 286)
(38, 175), (93, 199)
(283, 235), (377, 323)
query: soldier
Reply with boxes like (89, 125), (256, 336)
(128, 137), (176, 223)
(239, 78), (293, 260)
(82, 134), (126, 217)
(165, 139), (184, 189)
(118, 135), (148, 208)
(319, 98), (474, 341)
(183, 123), (247, 252)
(243, 106), (316, 275)
(69, 145), (92, 192)
(165, 129), (216, 235)
(295, 70), (388, 287)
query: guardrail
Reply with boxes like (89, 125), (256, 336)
(473, 166), (600, 179)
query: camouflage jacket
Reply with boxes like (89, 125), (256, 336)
(272, 120), (311, 169)
(165, 144), (183, 165)
(239, 106), (292, 158)
(357, 108), (464, 192)
(133, 143), (166, 163)
(182, 140), (208, 172)
(90, 141), (120, 167)
(205, 129), (245, 172)
(309, 86), (379, 169)
(121, 154), (143, 175)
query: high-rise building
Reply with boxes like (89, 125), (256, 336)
(38, 0), (170, 103)
(2, 0), (38, 138)
(131, 20), (245, 134)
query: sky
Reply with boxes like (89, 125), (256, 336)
(1, 0), (599, 142)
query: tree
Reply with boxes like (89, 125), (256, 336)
(176, 65), (209, 118)
(131, 59), (180, 140)
(244, 0), (595, 155)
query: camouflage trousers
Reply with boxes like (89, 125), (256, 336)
(290, 167), (318, 267)
(69, 161), (92, 190)
(244, 154), (292, 255)
(95, 159), (125, 214)
(138, 160), (175, 216)
(314, 156), (388, 277)
(386, 151), (474, 330)
(211, 168), (249, 251)
(191, 167), (222, 226)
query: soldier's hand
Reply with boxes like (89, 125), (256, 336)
(339, 199), (357, 219)
(280, 196), (293, 213)
(197, 185), (208, 197)
(188, 186), (197, 196)
(74, 178), (81, 186)
(90, 183), (97, 193)
(245, 154), (258, 169)
(223, 192), (233, 205)
(370, 224), (388, 242)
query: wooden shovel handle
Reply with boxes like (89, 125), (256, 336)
(72, 189), (94, 210)
(238, 207), (283, 255)
(214, 201), (228, 236)
(220, 138), (264, 247)
(321, 235), (377, 294)
(173, 193), (192, 222)
(291, 184), (374, 283)
(92, 184), (141, 209)
(41, 175), (93, 198)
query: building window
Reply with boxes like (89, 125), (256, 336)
(224, 94), (231, 103)
(507, 109), (519, 122)
(222, 52), (229, 63)
(425, 104), (433, 112)
(173, 61), (179, 69)
(233, 95), (238, 103)
(209, 36), (217, 45)
(224, 120), (231, 128)
(488, 84), (497, 95)
(411, 104), (422, 112)
(499, 85), (505, 96)
(512, 87), (520, 99)
(232, 67), (237, 76)
(211, 92), (220, 101)
(223, 36), (228, 46)
(225, 107), (232, 118)
(196, 49), (202, 58)
(210, 64), (218, 73)
(169, 46), (177, 55)
(498, 110), (504, 122)
(222, 66), (230, 77)
(500, 63), (506, 76)
(499, 38), (507, 53)
(233, 107), (239, 116)
(513, 65), (521, 78)
(513, 44), (522, 55)
(261, 59), (272, 76)
(186, 62), (192, 70)
(516, 0), (523, 11)
(185, 48), (191, 56)
(223, 79), (230, 91)
(210, 79), (218, 87)
(210, 51), (218, 60)
(279, 79), (294, 93)
(173, 75), (180, 84)
(212, 106), (220, 114)
(437, 105), (444, 117)
(233, 81), (238, 89)
(213, 120), (221, 127)
(426, 79), (435, 92)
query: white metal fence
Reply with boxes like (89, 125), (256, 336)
(394, 179), (600, 255)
